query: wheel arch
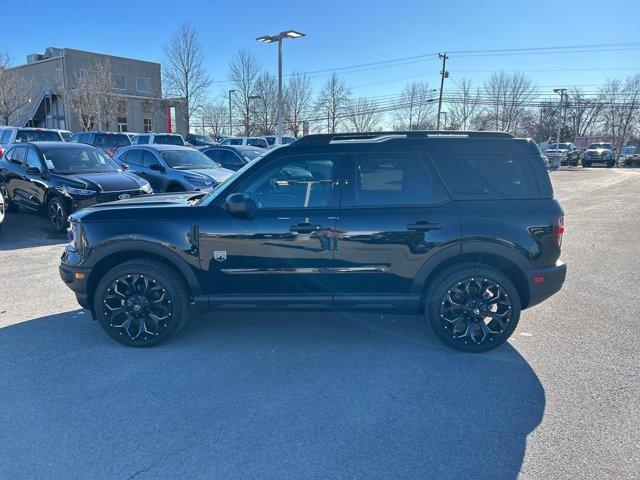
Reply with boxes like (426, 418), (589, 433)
(85, 240), (201, 312)
(413, 243), (531, 312)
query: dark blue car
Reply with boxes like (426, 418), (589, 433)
(114, 145), (234, 193)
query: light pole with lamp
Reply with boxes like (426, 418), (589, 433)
(257, 30), (305, 137)
(228, 89), (237, 136)
(553, 88), (567, 170)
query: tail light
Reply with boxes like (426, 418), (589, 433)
(0, 146), (4, 159)
(553, 215), (565, 248)
(107, 148), (116, 157)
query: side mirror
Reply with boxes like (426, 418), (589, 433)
(149, 163), (165, 172)
(26, 166), (42, 176)
(226, 193), (252, 218)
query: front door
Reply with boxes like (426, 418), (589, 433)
(333, 150), (460, 312)
(198, 152), (345, 309)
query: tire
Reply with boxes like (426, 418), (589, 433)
(423, 263), (521, 353)
(583, 162), (591, 168)
(0, 187), (5, 230)
(606, 162), (615, 168)
(0, 184), (18, 213)
(47, 196), (69, 233)
(93, 259), (190, 347)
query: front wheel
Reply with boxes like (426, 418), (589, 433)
(47, 196), (68, 233)
(424, 264), (521, 352)
(582, 162), (591, 168)
(93, 259), (190, 347)
(0, 184), (18, 213)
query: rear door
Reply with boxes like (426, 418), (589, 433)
(6, 147), (29, 206)
(333, 150), (460, 311)
(22, 147), (47, 209)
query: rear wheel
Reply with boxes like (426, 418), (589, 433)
(424, 264), (521, 352)
(0, 187), (5, 230)
(93, 259), (190, 347)
(582, 161), (591, 168)
(47, 196), (68, 233)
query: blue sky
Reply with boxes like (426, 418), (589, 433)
(4, 0), (640, 101)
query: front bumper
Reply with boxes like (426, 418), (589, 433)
(525, 261), (567, 308)
(60, 247), (91, 309)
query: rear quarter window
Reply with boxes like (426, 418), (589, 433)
(431, 153), (540, 200)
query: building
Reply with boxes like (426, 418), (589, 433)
(8, 47), (187, 135)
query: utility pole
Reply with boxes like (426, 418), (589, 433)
(436, 52), (449, 130)
(553, 88), (567, 170)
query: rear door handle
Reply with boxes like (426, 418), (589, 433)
(407, 221), (442, 232)
(290, 222), (323, 233)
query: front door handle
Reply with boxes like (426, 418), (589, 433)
(290, 222), (323, 233)
(407, 221), (442, 232)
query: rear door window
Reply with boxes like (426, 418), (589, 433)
(93, 134), (130, 148)
(431, 153), (540, 200)
(247, 138), (268, 148)
(153, 135), (184, 145)
(141, 150), (160, 168)
(125, 149), (143, 166)
(1, 130), (12, 144)
(343, 152), (448, 207)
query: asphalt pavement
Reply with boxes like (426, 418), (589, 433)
(0, 167), (638, 479)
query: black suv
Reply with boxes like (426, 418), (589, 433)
(59, 131), (566, 352)
(0, 142), (152, 232)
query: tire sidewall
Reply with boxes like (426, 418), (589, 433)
(47, 196), (68, 233)
(425, 265), (522, 353)
(93, 261), (189, 347)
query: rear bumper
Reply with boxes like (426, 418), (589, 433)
(524, 261), (567, 308)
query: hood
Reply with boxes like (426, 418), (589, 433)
(180, 167), (234, 184)
(53, 171), (145, 192)
(69, 192), (202, 223)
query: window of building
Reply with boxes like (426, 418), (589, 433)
(117, 117), (128, 133)
(111, 73), (126, 90)
(136, 77), (152, 93)
(143, 118), (152, 133)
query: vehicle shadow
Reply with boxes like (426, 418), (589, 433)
(0, 210), (66, 251)
(0, 310), (545, 480)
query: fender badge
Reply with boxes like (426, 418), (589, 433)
(214, 251), (227, 262)
(118, 193), (131, 199)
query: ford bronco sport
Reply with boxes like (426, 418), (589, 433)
(60, 131), (567, 352)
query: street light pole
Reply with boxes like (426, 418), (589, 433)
(553, 88), (567, 170)
(257, 30), (305, 138)
(228, 89), (236, 136)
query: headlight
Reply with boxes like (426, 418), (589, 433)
(185, 176), (213, 187)
(67, 222), (82, 251)
(61, 186), (97, 196)
(140, 182), (153, 193)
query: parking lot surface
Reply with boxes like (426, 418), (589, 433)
(0, 167), (639, 479)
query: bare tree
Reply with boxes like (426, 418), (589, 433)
(0, 54), (33, 126)
(284, 73), (312, 137)
(345, 97), (384, 132)
(447, 77), (480, 130)
(566, 87), (603, 139)
(201, 101), (228, 139)
(391, 81), (435, 130)
(600, 75), (640, 149)
(227, 48), (261, 136)
(94, 59), (118, 130)
(162, 21), (212, 131)
(315, 73), (351, 133)
(482, 72), (537, 134)
(252, 72), (278, 135)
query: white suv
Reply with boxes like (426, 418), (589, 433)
(130, 133), (185, 146)
(264, 135), (296, 149)
(220, 136), (269, 149)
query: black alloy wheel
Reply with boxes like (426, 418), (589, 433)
(48, 197), (68, 233)
(94, 259), (189, 347)
(425, 264), (521, 352)
(0, 187), (5, 229)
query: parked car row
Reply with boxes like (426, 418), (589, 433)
(0, 139), (273, 232)
(544, 142), (623, 168)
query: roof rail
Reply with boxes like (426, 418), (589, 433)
(292, 130), (513, 146)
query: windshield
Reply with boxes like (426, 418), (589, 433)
(16, 129), (62, 142)
(194, 135), (213, 143)
(94, 134), (131, 148)
(59, 131), (72, 141)
(247, 138), (268, 148)
(160, 150), (216, 170)
(266, 137), (276, 145)
(42, 146), (120, 174)
(547, 143), (570, 150)
(154, 135), (184, 146)
(588, 143), (612, 149)
(240, 149), (264, 161)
